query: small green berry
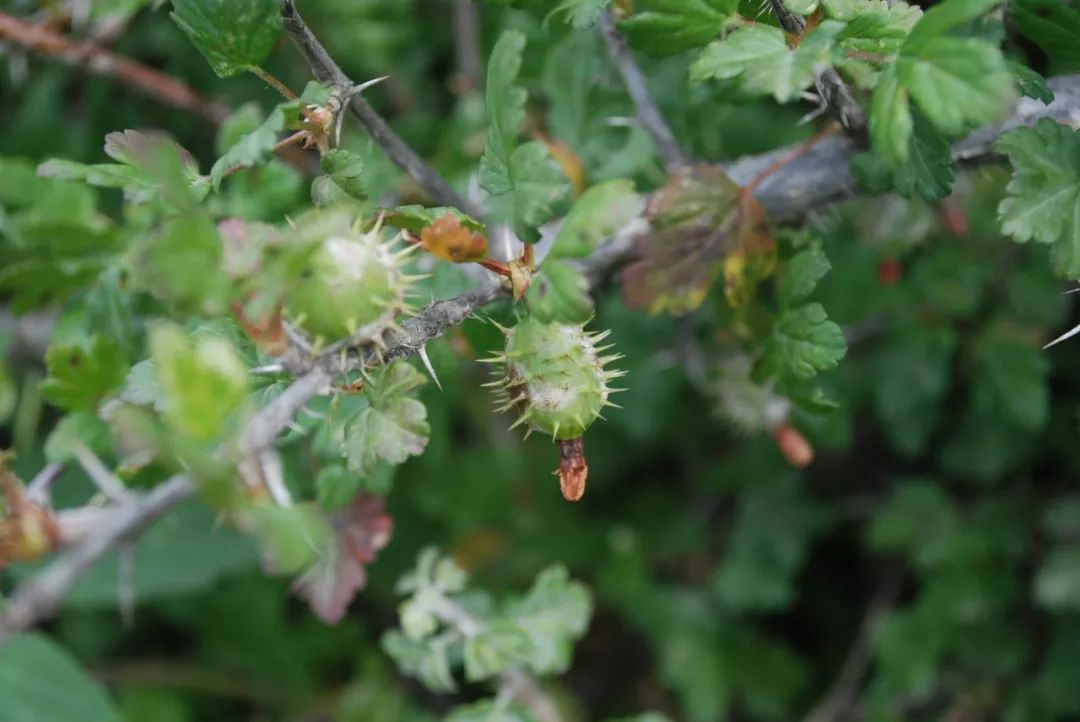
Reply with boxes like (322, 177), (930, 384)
(486, 317), (624, 500)
(286, 213), (412, 342)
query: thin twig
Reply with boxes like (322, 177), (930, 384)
(452, 0), (482, 93)
(71, 441), (130, 503)
(280, 0), (481, 216)
(598, 10), (690, 171)
(766, 0), (867, 135)
(25, 463), (63, 506)
(0, 11), (229, 124)
(0, 473), (194, 641)
(801, 570), (903, 722)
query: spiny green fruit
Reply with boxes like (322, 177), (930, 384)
(286, 214), (415, 342)
(484, 317), (624, 501)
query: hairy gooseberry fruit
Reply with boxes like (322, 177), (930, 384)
(286, 214), (413, 342)
(484, 317), (624, 501)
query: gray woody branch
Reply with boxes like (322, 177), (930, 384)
(2, 57), (1077, 641)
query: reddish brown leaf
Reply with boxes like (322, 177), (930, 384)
(419, 213), (488, 263)
(292, 493), (393, 624)
(621, 165), (775, 315)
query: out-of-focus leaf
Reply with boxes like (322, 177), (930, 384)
(293, 493), (393, 623)
(132, 212), (229, 313)
(446, 700), (533, 722)
(553, 179), (642, 259)
(691, 22), (843, 102)
(506, 565), (592, 675)
(869, 480), (959, 571)
(551, 0), (610, 28)
(1034, 547), (1080, 611)
(40, 336), (127, 412)
(463, 621), (532, 681)
(526, 259), (594, 324)
(1010, 0), (1080, 73)
(321, 149), (367, 200)
(171, 0), (282, 78)
(972, 325), (1049, 432)
(0, 634), (122, 722)
(149, 324), (249, 440)
(619, 0), (739, 55)
(209, 106), (284, 188)
(243, 502), (334, 575)
(621, 165), (774, 315)
(382, 630), (458, 693)
(871, 326), (956, 456)
(43, 411), (112, 463)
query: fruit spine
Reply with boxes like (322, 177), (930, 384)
(484, 317), (624, 501)
(286, 212), (417, 343)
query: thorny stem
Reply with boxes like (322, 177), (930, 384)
(279, 0), (482, 217)
(0, 11), (230, 124)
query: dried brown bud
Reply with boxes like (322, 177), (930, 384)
(556, 437), (588, 502)
(772, 424), (815, 468)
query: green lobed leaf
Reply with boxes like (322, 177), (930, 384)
(619, 0), (739, 56)
(446, 700), (533, 722)
(40, 336), (128, 411)
(897, 37), (1015, 138)
(779, 248), (831, 307)
(381, 630), (458, 693)
(869, 65), (914, 168)
(320, 149), (367, 200)
(344, 362), (430, 475)
(149, 324), (249, 440)
(504, 141), (571, 242)
(131, 212), (229, 313)
(760, 303), (847, 381)
(209, 106), (285, 188)
(1008, 61), (1054, 104)
(691, 23), (844, 103)
(902, 0), (1003, 51)
(506, 565), (592, 675)
(480, 30), (528, 198)
(0, 634), (122, 722)
(171, 0), (282, 78)
(551, 0), (610, 28)
(462, 621), (533, 681)
(995, 119), (1080, 277)
(852, 112), (954, 200)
